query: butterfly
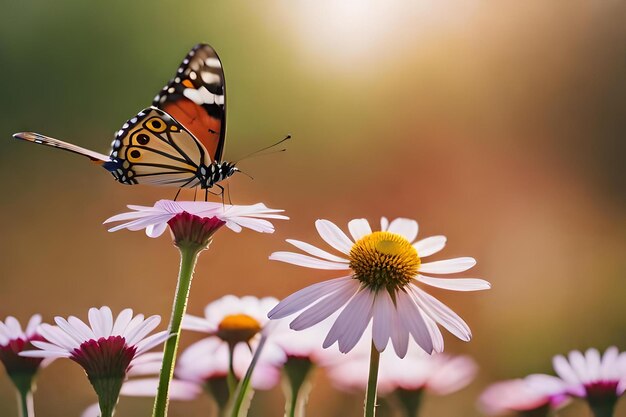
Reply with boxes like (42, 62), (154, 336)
(13, 44), (238, 191)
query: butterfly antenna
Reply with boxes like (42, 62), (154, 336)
(236, 168), (255, 181)
(234, 134), (291, 164)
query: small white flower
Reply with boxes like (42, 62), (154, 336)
(104, 199), (288, 237)
(479, 378), (568, 415)
(327, 343), (477, 395)
(268, 217), (490, 356)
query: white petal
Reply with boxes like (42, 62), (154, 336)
(182, 315), (212, 332)
(568, 350), (589, 381)
(419, 257), (476, 274)
(54, 318), (87, 344)
(269, 252), (351, 270)
(112, 309), (134, 335)
(135, 331), (170, 355)
(146, 222), (168, 238)
(348, 219), (372, 241)
(395, 291), (433, 353)
(268, 277), (354, 319)
(423, 314), (444, 353)
(413, 236), (446, 257)
(410, 286), (471, 341)
(315, 219), (354, 254)
(600, 346), (619, 380)
(285, 239), (349, 263)
(387, 218), (418, 242)
(380, 217), (389, 231)
(25, 314), (42, 337)
(323, 289), (374, 353)
(553, 355), (580, 385)
(390, 307), (409, 358)
(290, 281), (358, 330)
(38, 324), (75, 350)
(585, 348), (601, 381)
(416, 275), (491, 291)
(371, 292), (394, 352)
(121, 378), (201, 400)
(125, 316), (161, 346)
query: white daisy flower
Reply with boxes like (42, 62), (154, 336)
(104, 199), (288, 238)
(21, 307), (169, 417)
(526, 347), (626, 415)
(479, 378), (569, 415)
(268, 217), (490, 356)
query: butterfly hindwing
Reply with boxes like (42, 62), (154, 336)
(153, 44), (226, 163)
(105, 107), (209, 187)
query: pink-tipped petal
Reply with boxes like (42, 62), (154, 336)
(290, 282), (358, 330)
(372, 292), (394, 352)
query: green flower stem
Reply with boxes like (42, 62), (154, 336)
(395, 389), (423, 417)
(228, 333), (268, 417)
(17, 389), (34, 417)
(364, 341), (381, 417)
(589, 402), (617, 417)
(152, 243), (203, 417)
(227, 343), (238, 395)
(283, 357), (314, 417)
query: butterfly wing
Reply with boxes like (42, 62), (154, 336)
(12, 132), (110, 163)
(153, 44), (226, 163)
(105, 107), (209, 187)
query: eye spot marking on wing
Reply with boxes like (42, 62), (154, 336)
(145, 117), (167, 133)
(130, 150), (141, 160)
(136, 133), (150, 145)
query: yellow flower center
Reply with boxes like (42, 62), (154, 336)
(349, 231), (420, 292)
(216, 314), (261, 345)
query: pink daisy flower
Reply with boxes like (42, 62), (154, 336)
(479, 378), (568, 416)
(527, 347), (626, 416)
(21, 307), (169, 417)
(268, 217), (490, 356)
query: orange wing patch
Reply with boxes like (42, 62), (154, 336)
(163, 100), (222, 161)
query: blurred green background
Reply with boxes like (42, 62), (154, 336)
(0, 1), (625, 416)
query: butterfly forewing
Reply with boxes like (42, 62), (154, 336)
(106, 107), (208, 187)
(153, 44), (226, 163)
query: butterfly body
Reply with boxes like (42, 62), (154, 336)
(12, 44), (234, 191)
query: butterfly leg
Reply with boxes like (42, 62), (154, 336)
(194, 186), (198, 202)
(173, 188), (182, 202)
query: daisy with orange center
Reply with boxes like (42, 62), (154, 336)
(183, 295), (285, 410)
